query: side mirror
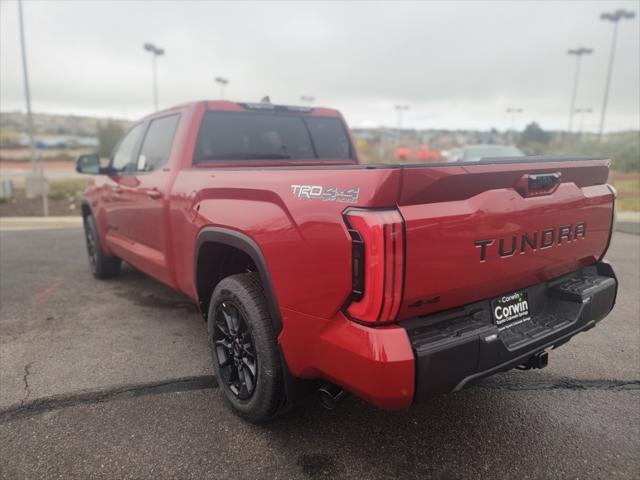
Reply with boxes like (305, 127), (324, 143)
(76, 154), (102, 175)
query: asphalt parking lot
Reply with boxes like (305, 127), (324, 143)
(0, 228), (638, 479)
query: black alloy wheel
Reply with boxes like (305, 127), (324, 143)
(83, 215), (121, 279)
(207, 272), (286, 422)
(213, 301), (258, 400)
(84, 218), (98, 274)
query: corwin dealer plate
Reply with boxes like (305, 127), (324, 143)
(491, 290), (531, 330)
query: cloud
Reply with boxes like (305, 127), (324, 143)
(1, 0), (638, 131)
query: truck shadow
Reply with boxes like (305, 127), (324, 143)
(259, 387), (516, 479)
(258, 371), (638, 479)
(112, 263), (200, 314)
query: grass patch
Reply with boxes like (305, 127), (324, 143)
(610, 173), (640, 212)
(616, 196), (640, 212)
(47, 179), (89, 201)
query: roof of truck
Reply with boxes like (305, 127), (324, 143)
(204, 100), (341, 117)
(142, 100), (342, 122)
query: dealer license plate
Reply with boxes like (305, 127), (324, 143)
(491, 290), (531, 330)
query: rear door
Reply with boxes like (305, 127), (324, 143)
(396, 159), (614, 320)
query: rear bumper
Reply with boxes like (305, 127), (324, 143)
(282, 262), (616, 409)
(401, 262), (617, 401)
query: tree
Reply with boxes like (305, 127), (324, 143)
(520, 122), (551, 146)
(97, 120), (125, 158)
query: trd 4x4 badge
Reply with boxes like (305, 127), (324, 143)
(291, 185), (360, 203)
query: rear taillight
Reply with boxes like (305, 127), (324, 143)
(343, 209), (404, 324)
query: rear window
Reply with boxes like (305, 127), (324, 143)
(194, 112), (353, 162)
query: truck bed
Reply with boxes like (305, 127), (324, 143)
(181, 155), (613, 323)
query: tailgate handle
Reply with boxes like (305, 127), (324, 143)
(516, 172), (562, 197)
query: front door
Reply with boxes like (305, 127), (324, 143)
(102, 122), (146, 249)
(114, 113), (181, 285)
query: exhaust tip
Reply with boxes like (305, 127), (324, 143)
(317, 383), (347, 410)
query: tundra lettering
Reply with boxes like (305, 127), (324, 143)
(475, 222), (587, 262)
(77, 100), (616, 423)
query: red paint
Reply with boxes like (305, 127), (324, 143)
(35, 282), (60, 304)
(279, 308), (415, 408)
(82, 100), (614, 408)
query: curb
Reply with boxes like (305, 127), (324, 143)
(617, 211), (640, 222)
(615, 212), (640, 236)
(0, 216), (82, 231)
(617, 222), (640, 236)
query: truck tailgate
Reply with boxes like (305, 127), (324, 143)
(396, 159), (614, 320)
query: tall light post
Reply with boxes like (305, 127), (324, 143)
(394, 105), (410, 151)
(17, 0), (34, 174)
(17, 0), (47, 215)
(300, 95), (315, 106)
(567, 47), (593, 133)
(506, 107), (523, 143)
(215, 77), (229, 99)
(143, 43), (164, 111)
(394, 105), (410, 129)
(598, 9), (636, 138)
(575, 108), (593, 136)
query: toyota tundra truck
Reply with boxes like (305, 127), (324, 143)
(76, 100), (617, 422)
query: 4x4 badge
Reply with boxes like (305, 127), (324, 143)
(291, 185), (359, 203)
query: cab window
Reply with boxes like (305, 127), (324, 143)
(136, 114), (181, 172)
(111, 123), (145, 172)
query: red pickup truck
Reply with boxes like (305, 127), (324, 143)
(77, 100), (617, 422)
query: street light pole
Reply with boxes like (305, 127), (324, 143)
(143, 43), (165, 111)
(598, 9), (636, 138)
(567, 47), (593, 133)
(505, 107), (523, 143)
(575, 108), (593, 136)
(394, 105), (410, 150)
(152, 53), (158, 109)
(17, 0), (47, 216)
(506, 107), (523, 131)
(300, 95), (315, 106)
(17, 0), (35, 174)
(215, 77), (229, 99)
(394, 105), (409, 129)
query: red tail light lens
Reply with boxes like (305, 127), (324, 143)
(344, 209), (404, 324)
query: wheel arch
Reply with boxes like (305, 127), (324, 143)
(194, 227), (282, 334)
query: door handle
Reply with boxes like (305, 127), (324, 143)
(113, 185), (123, 194)
(147, 188), (162, 200)
(515, 172), (562, 197)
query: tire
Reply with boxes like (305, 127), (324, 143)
(208, 273), (285, 423)
(83, 215), (121, 279)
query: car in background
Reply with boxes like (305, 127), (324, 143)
(394, 144), (444, 162)
(447, 144), (525, 162)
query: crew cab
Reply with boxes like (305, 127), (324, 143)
(76, 100), (617, 422)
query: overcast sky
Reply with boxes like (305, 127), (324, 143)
(1, 0), (639, 132)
